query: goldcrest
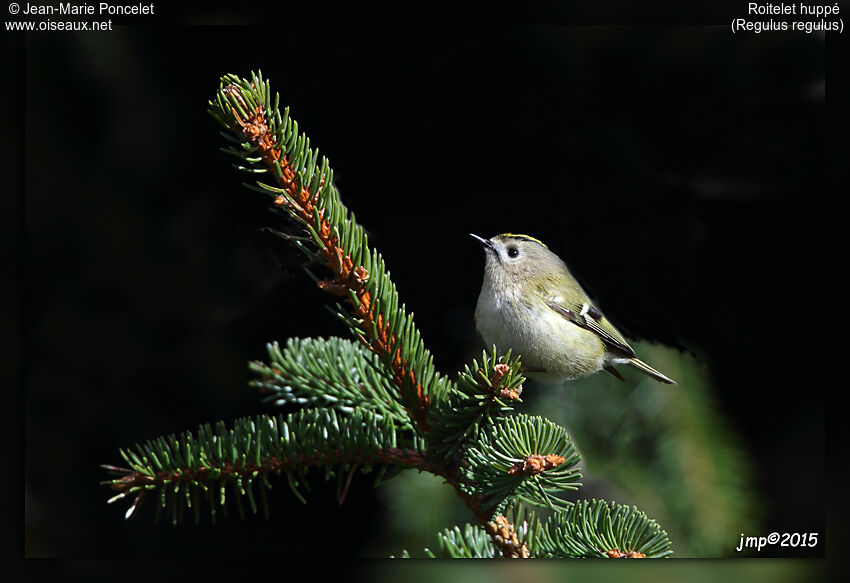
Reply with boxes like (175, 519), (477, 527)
(471, 233), (675, 385)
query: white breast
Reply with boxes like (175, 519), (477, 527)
(475, 286), (606, 380)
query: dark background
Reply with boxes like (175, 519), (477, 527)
(9, 8), (834, 560)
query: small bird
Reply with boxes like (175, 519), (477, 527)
(471, 233), (676, 385)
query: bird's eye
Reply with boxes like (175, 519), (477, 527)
(507, 247), (519, 258)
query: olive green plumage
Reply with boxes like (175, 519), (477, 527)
(471, 233), (675, 385)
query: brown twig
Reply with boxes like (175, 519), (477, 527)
(489, 363), (523, 400)
(607, 549), (647, 558)
(108, 447), (426, 496)
(508, 454), (567, 477)
(484, 515), (531, 558)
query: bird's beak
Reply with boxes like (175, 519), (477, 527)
(469, 233), (498, 254)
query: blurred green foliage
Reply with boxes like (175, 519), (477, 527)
(371, 561), (822, 583)
(378, 468), (471, 556)
(530, 343), (760, 557)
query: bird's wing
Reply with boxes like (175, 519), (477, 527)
(546, 297), (636, 358)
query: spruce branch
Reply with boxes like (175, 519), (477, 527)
(101, 409), (423, 524)
(208, 73), (446, 431)
(462, 414), (582, 512)
(421, 523), (505, 558)
(396, 517), (534, 558)
(427, 348), (525, 461)
(401, 499), (671, 558)
(430, 523), (500, 558)
(531, 499), (673, 558)
(250, 336), (412, 428)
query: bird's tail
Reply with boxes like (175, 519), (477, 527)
(627, 358), (677, 385)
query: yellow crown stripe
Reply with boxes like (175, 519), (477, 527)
(499, 233), (548, 248)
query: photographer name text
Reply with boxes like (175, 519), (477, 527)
(19, 2), (154, 15)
